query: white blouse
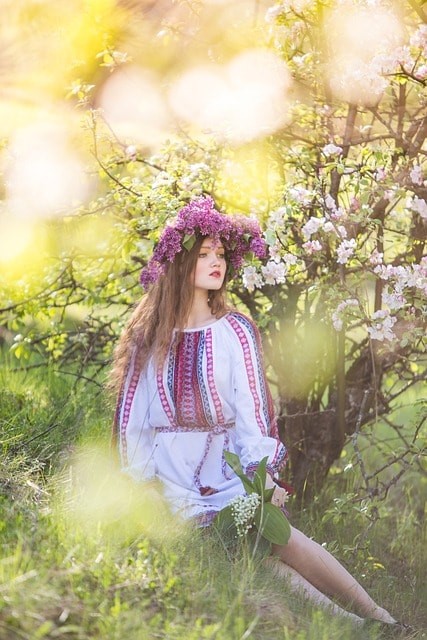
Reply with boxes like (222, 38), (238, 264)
(118, 312), (287, 525)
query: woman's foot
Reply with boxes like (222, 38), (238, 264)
(363, 619), (415, 637)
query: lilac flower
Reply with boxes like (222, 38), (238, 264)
(140, 196), (266, 289)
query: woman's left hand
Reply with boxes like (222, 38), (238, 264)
(271, 486), (289, 509)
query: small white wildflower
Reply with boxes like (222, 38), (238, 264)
(229, 493), (261, 537)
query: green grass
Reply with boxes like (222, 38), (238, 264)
(0, 364), (426, 640)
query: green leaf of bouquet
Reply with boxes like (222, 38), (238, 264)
(253, 457), (268, 496)
(264, 488), (275, 502)
(254, 502), (291, 545)
(215, 504), (235, 532)
(182, 234), (196, 251)
(224, 451), (255, 494)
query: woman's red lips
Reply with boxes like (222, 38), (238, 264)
(210, 271), (221, 277)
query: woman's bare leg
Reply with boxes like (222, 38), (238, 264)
(272, 526), (396, 623)
(264, 557), (364, 623)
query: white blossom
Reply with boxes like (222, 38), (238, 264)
(410, 165), (423, 186)
(302, 240), (322, 254)
(332, 298), (359, 331)
(283, 253), (298, 266)
(242, 266), (263, 291)
(367, 310), (397, 342)
(409, 196), (427, 220)
(302, 216), (325, 239)
(268, 243), (281, 261)
(323, 221), (335, 234)
(261, 260), (287, 285)
(336, 238), (356, 264)
(410, 24), (427, 56)
(265, 3), (287, 22)
(125, 145), (137, 160)
(325, 194), (337, 210)
(375, 166), (387, 181)
(152, 171), (176, 188)
(229, 493), (261, 537)
(322, 143), (343, 157)
(382, 289), (406, 311)
(288, 186), (314, 205)
(269, 207), (287, 227)
(369, 249), (383, 266)
(415, 65), (427, 81)
(336, 224), (348, 239)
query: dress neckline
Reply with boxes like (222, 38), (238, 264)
(182, 314), (228, 333)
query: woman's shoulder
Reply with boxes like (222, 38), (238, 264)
(221, 311), (261, 343)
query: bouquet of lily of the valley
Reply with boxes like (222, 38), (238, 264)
(217, 451), (291, 546)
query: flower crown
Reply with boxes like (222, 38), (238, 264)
(140, 196), (266, 290)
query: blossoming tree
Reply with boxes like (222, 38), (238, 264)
(0, 0), (425, 502)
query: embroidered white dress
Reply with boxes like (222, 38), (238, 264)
(118, 311), (287, 525)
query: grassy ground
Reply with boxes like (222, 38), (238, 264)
(0, 364), (426, 640)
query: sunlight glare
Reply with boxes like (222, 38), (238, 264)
(169, 49), (291, 143)
(5, 123), (92, 219)
(0, 211), (34, 263)
(325, 4), (403, 105)
(97, 66), (170, 147)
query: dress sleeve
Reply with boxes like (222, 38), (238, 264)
(229, 314), (287, 478)
(117, 350), (156, 481)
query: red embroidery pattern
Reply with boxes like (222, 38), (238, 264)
(157, 357), (175, 426)
(205, 328), (225, 424)
(120, 350), (144, 465)
(226, 315), (267, 436)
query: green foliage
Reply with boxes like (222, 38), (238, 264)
(0, 366), (426, 639)
(219, 451), (291, 546)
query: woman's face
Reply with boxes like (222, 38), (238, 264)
(193, 237), (227, 292)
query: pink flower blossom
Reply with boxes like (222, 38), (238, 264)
(322, 143), (343, 157)
(369, 249), (383, 266)
(261, 260), (287, 285)
(409, 196), (427, 220)
(367, 310), (397, 342)
(302, 216), (325, 239)
(242, 265), (263, 291)
(375, 166), (387, 181)
(302, 240), (322, 254)
(382, 289), (406, 311)
(415, 65), (427, 81)
(336, 239), (356, 264)
(410, 165), (424, 186)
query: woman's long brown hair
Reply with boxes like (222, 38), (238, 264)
(110, 235), (231, 399)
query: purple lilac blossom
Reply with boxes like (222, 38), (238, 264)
(140, 196), (266, 290)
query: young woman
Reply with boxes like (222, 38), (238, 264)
(111, 196), (399, 628)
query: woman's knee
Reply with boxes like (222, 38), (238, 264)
(272, 526), (309, 559)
